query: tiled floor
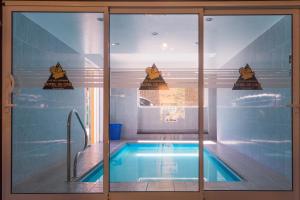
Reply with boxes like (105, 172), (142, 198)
(205, 143), (291, 190)
(13, 141), (125, 193)
(13, 140), (291, 193)
(109, 181), (198, 192)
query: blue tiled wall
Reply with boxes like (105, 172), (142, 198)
(216, 16), (292, 180)
(12, 13), (86, 186)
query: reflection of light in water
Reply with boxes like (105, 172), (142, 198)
(136, 140), (216, 144)
(159, 143), (177, 177)
(138, 177), (198, 181)
(136, 153), (198, 157)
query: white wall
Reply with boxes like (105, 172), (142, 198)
(216, 16), (292, 180)
(12, 13), (87, 187)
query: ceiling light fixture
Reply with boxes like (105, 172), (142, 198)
(111, 42), (120, 46)
(206, 17), (213, 22)
(152, 32), (159, 36)
(97, 17), (104, 22)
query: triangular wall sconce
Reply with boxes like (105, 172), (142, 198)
(139, 63), (169, 90)
(232, 64), (262, 90)
(43, 62), (74, 89)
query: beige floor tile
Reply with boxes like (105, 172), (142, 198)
(147, 181), (174, 191)
(110, 182), (148, 191)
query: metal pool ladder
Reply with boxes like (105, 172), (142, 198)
(67, 109), (89, 182)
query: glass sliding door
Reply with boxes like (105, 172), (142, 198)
(11, 12), (104, 193)
(107, 13), (200, 192)
(203, 15), (292, 190)
(3, 4), (297, 200)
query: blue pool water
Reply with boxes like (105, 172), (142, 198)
(81, 143), (241, 182)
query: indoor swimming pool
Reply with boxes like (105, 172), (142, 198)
(81, 143), (242, 183)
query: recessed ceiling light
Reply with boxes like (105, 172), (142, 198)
(206, 17), (213, 22)
(152, 32), (159, 36)
(97, 17), (104, 22)
(162, 43), (168, 48)
(111, 42), (120, 46)
(195, 42), (198, 45)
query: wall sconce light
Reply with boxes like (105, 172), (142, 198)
(232, 64), (262, 90)
(139, 63), (169, 90)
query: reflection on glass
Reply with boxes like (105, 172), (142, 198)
(204, 15), (292, 190)
(12, 12), (104, 193)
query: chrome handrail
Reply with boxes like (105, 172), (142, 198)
(67, 109), (89, 182)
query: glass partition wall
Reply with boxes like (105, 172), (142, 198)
(11, 12), (104, 193)
(2, 4), (298, 200)
(203, 15), (292, 190)
(108, 14), (200, 192)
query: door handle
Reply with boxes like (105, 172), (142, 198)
(5, 103), (16, 108)
(5, 74), (16, 108)
(10, 74), (15, 94)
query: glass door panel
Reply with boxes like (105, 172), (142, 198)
(108, 14), (199, 192)
(12, 12), (104, 193)
(203, 15), (292, 190)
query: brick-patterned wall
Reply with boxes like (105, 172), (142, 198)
(139, 88), (198, 106)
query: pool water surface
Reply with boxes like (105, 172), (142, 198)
(81, 143), (242, 182)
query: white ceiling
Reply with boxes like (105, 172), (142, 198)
(25, 13), (283, 70)
(204, 15), (283, 68)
